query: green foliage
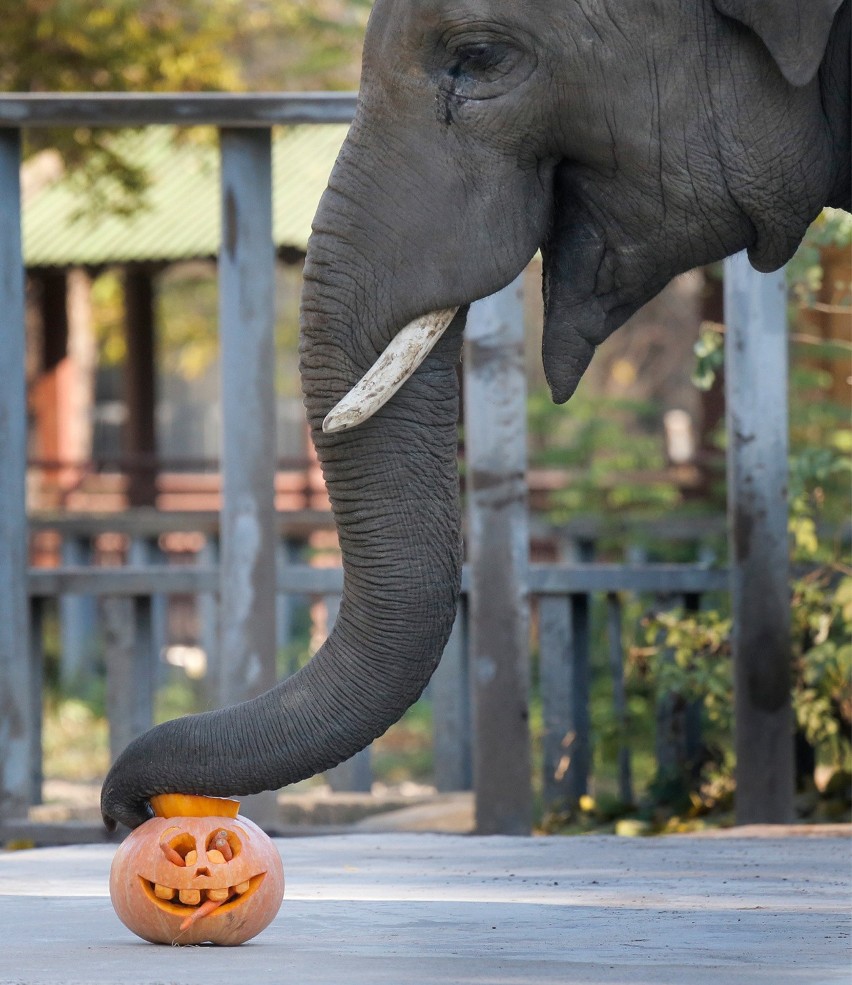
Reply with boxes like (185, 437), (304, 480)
(635, 609), (733, 735)
(231, 0), (373, 91)
(7, 0), (373, 213)
(787, 208), (852, 309)
(791, 570), (852, 761)
(691, 326), (725, 392)
(527, 385), (682, 519)
(3, 0), (244, 212)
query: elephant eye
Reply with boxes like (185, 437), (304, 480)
(451, 41), (518, 82)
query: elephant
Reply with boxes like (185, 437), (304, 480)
(101, 0), (851, 829)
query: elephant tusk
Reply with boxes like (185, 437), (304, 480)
(322, 307), (459, 433)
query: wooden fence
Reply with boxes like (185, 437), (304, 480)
(0, 93), (793, 833)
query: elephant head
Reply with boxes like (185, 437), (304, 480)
(101, 0), (850, 829)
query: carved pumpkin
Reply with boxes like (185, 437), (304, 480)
(109, 795), (284, 946)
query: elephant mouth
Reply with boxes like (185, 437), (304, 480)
(139, 872), (266, 917)
(322, 306), (459, 433)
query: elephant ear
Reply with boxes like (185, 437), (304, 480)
(713, 0), (845, 86)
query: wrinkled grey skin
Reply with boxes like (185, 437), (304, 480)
(102, 0), (850, 829)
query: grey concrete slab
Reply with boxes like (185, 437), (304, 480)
(1, 832), (849, 985)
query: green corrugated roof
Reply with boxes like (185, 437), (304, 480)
(23, 124), (348, 267)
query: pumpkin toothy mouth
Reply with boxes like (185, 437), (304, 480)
(139, 872), (266, 917)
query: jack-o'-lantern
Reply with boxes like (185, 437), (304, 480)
(109, 794), (284, 946)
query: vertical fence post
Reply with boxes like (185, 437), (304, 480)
(539, 595), (573, 814)
(218, 128), (278, 823)
(724, 253), (793, 824)
(0, 128), (32, 821)
(59, 535), (96, 688)
(464, 276), (531, 835)
(103, 589), (154, 763)
(431, 600), (472, 792)
(198, 535), (220, 708)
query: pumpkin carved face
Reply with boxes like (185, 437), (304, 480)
(109, 805), (284, 946)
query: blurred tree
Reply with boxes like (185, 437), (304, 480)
(230, 0), (373, 91)
(2, 0), (245, 211)
(4, 0), (372, 211)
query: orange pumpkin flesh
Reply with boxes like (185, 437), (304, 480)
(109, 797), (284, 946)
(150, 793), (240, 820)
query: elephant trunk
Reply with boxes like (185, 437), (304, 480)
(101, 225), (466, 830)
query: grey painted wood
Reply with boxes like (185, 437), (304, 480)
(198, 537), (221, 709)
(322, 594), (372, 793)
(102, 595), (153, 762)
(58, 536), (96, 688)
(605, 593), (633, 806)
(538, 595), (574, 813)
(31, 565), (220, 597)
(0, 128), (32, 820)
(28, 562), (726, 599)
(464, 277), (532, 835)
(431, 601), (472, 792)
(0, 92), (357, 128)
(527, 563), (728, 594)
(217, 129), (278, 711)
(724, 254), (794, 824)
(276, 539), (302, 676)
(30, 508), (335, 537)
(129, 538), (167, 686)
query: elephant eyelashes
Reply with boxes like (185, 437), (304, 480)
(437, 32), (534, 100)
(453, 43), (507, 78)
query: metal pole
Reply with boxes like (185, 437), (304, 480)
(724, 252), (793, 824)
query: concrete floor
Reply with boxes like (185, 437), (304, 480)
(1, 831), (849, 984)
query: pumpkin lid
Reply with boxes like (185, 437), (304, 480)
(150, 793), (241, 819)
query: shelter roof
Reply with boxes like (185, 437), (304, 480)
(23, 124), (348, 268)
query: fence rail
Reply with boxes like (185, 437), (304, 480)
(0, 92), (794, 834)
(23, 536), (729, 824)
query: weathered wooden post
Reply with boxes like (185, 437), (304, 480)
(59, 535), (97, 689)
(0, 128), (33, 821)
(218, 129), (279, 823)
(431, 603), (472, 792)
(724, 253), (793, 824)
(464, 276), (532, 835)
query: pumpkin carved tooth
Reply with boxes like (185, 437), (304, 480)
(179, 889), (201, 906)
(154, 884), (175, 901)
(233, 881), (250, 895)
(207, 888), (231, 903)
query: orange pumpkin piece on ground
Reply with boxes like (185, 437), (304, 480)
(109, 795), (284, 946)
